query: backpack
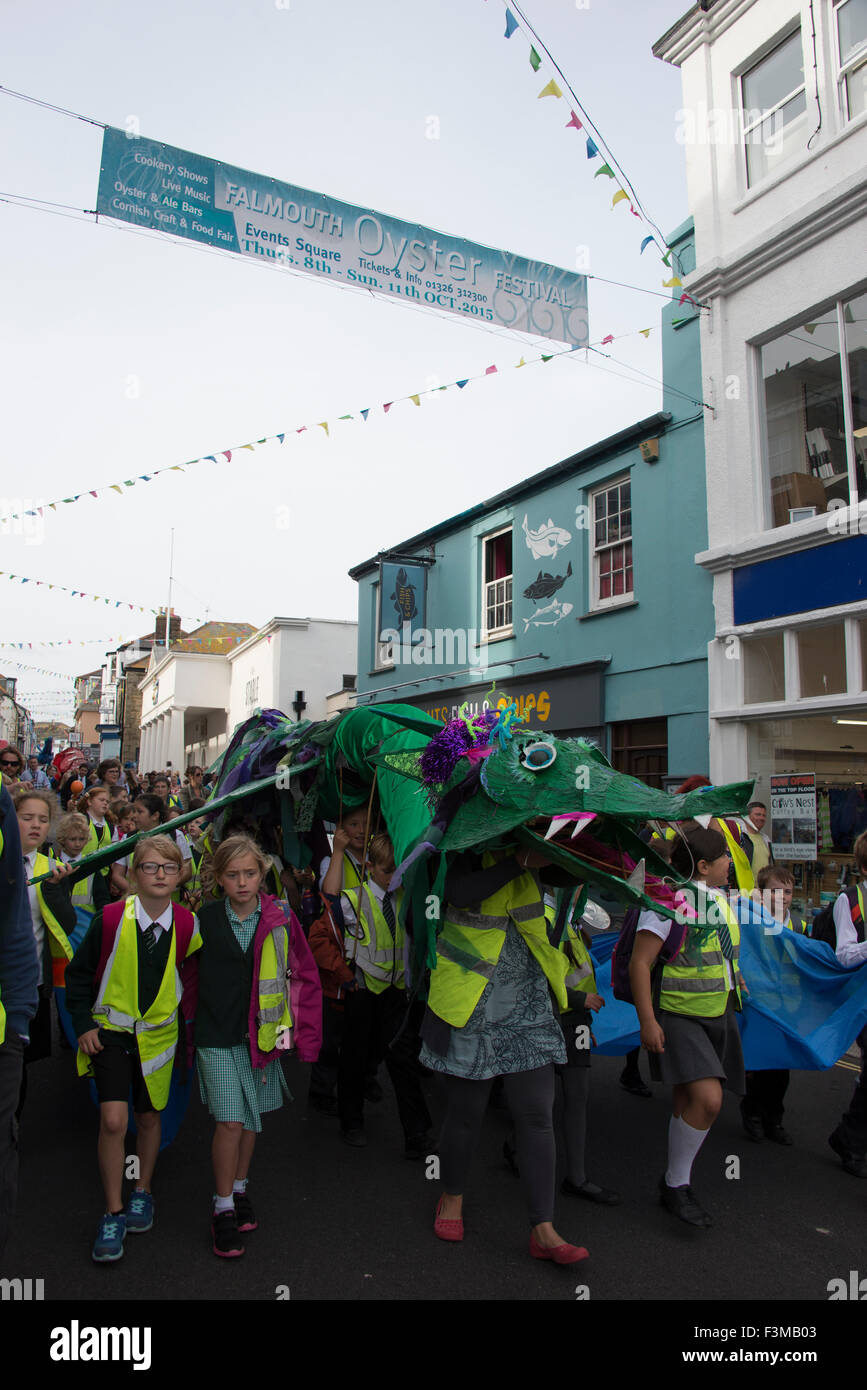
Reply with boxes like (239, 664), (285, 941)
(810, 886), (864, 949)
(611, 905), (688, 1004)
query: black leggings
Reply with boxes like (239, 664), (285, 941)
(440, 1065), (555, 1227)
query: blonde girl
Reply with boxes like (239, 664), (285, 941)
(195, 835), (295, 1259)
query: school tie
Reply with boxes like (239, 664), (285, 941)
(713, 896), (735, 963)
(381, 891), (395, 933)
(142, 923), (159, 954)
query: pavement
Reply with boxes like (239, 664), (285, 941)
(5, 1029), (867, 1305)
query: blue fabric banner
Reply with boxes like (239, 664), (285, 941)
(588, 903), (867, 1070)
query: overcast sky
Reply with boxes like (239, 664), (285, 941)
(1, 0), (691, 723)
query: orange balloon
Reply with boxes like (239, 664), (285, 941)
(69, 780), (84, 794)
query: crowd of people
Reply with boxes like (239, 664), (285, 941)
(0, 755), (866, 1278)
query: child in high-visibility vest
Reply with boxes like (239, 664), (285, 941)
(74, 785), (115, 912)
(13, 788), (75, 1112)
(195, 835), (318, 1260)
(631, 826), (746, 1229)
(65, 834), (201, 1264)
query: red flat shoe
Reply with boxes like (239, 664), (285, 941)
(434, 1196), (464, 1242)
(529, 1234), (589, 1265)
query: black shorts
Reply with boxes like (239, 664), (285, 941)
(89, 1030), (158, 1114)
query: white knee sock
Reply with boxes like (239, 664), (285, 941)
(665, 1114), (710, 1188)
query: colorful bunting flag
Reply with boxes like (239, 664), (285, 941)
(594, 164), (615, 179)
(612, 189), (629, 208)
(586, 137), (598, 158)
(529, 47), (541, 71)
(566, 111), (582, 131)
(538, 79), (562, 99)
(504, 8), (518, 37)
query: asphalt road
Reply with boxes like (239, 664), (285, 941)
(4, 1028), (866, 1307)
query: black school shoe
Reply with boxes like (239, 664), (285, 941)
(764, 1123), (793, 1146)
(829, 1130), (867, 1177)
(212, 1209), (245, 1258)
(561, 1178), (622, 1206)
(620, 1070), (652, 1098)
(741, 1110), (764, 1143)
(658, 1177), (712, 1228)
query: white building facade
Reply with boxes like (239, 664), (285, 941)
(656, 0), (867, 807)
(138, 617), (357, 771)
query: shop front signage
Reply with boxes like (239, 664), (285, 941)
(395, 663), (607, 732)
(770, 772), (817, 860)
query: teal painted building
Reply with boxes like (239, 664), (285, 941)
(349, 220), (712, 785)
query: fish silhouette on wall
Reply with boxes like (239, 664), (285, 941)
(523, 562), (572, 601)
(522, 514), (572, 560)
(523, 598), (574, 631)
(390, 568), (419, 622)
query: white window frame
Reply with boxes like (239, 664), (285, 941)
(481, 525), (513, 640)
(755, 290), (863, 533)
(834, 0), (867, 121)
(739, 26), (807, 188)
(589, 476), (634, 611)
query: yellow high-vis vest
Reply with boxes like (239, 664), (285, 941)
(256, 923), (293, 1054)
(429, 853), (570, 1029)
(717, 818), (755, 894)
(32, 851), (74, 989)
(659, 892), (741, 1019)
(341, 884), (405, 994)
(84, 817), (113, 881)
(76, 897), (202, 1109)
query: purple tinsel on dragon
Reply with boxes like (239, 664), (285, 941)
(419, 710), (498, 787)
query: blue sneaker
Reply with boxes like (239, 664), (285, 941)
(124, 1190), (154, 1233)
(92, 1212), (127, 1262)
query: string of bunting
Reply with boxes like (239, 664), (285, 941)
(0, 571), (202, 621)
(494, 1), (697, 291)
(0, 636), (138, 648)
(0, 324), (666, 527)
(0, 661), (77, 679)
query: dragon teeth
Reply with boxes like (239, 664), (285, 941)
(626, 859), (646, 892)
(544, 816), (571, 841)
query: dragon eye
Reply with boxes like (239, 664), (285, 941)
(519, 741), (557, 771)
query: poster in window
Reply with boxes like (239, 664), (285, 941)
(770, 772), (817, 860)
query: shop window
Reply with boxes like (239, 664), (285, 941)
(482, 527), (513, 637)
(835, 0), (867, 121)
(742, 632), (785, 704)
(741, 28), (807, 186)
(760, 307), (858, 527)
(799, 622), (847, 697)
(844, 289), (867, 500)
(610, 718), (667, 788)
(591, 478), (633, 608)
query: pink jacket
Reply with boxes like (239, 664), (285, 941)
(247, 894), (322, 1069)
